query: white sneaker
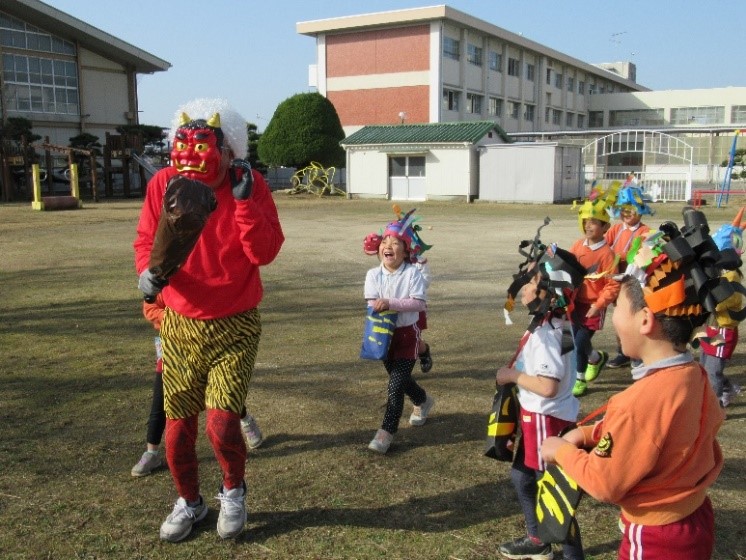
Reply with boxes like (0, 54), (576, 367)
(159, 496), (207, 542)
(131, 450), (162, 477)
(409, 395), (435, 426)
(368, 429), (393, 453)
(240, 414), (264, 449)
(216, 483), (247, 539)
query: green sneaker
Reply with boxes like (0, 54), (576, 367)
(585, 351), (608, 382)
(572, 379), (587, 397)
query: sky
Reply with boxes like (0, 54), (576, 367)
(42, 0), (744, 132)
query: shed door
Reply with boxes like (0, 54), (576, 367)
(389, 156), (426, 200)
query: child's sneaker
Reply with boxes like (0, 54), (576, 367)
(159, 496), (208, 542)
(584, 351), (608, 382)
(131, 450), (162, 477)
(409, 394), (435, 426)
(216, 482), (247, 539)
(419, 344), (433, 373)
(240, 414), (264, 449)
(498, 535), (553, 559)
(368, 429), (393, 453)
(572, 379), (587, 397)
(607, 353), (631, 369)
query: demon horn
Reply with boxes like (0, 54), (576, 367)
(206, 113), (221, 128)
(178, 112), (191, 126)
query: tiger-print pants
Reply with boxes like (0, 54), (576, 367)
(161, 307), (261, 418)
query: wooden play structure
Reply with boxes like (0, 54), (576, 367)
(30, 162), (81, 211)
(103, 131), (147, 198)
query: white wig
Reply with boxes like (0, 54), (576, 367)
(169, 98), (248, 159)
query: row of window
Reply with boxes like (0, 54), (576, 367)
(442, 89), (587, 127)
(0, 11), (76, 55)
(592, 106), (746, 128)
(2, 53), (80, 115)
(444, 36), (612, 96)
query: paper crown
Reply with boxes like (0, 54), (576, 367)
(624, 207), (746, 325)
(505, 217), (586, 330)
(612, 185), (655, 218)
(572, 180), (621, 232)
(364, 206), (433, 261)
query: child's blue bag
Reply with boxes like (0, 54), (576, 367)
(360, 308), (398, 360)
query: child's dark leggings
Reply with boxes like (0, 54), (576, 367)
(572, 323), (596, 375)
(382, 358), (425, 434)
(147, 372), (167, 446)
(510, 444), (585, 559)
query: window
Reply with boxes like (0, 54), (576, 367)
(510, 101), (520, 119)
(554, 73), (563, 89)
(589, 111), (604, 127)
(577, 114), (585, 128)
(567, 76), (574, 92)
(545, 107), (551, 123)
(732, 105), (746, 124)
(467, 43), (483, 66)
(443, 88), (460, 111)
(552, 109), (561, 125)
(525, 63), (535, 81)
(670, 106), (725, 125)
(578, 81), (585, 95)
(489, 97), (503, 117)
(467, 93), (483, 114)
(443, 37), (460, 60)
(566, 112), (574, 127)
(489, 50), (502, 72)
(524, 104), (535, 122)
(507, 57), (520, 77)
(588, 84), (597, 95)
(0, 13), (76, 55)
(610, 109), (665, 127)
(546, 68), (552, 85)
(2, 52), (78, 115)
(389, 156), (425, 178)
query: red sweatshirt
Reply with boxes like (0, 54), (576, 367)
(134, 167), (284, 320)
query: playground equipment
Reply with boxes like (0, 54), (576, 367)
(717, 130), (745, 208)
(30, 162), (81, 210)
(289, 161), (344, 196)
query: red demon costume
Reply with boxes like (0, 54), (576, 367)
(134, 99), (284, 542)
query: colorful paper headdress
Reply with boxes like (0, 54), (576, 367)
(364, 206), (433, 262)
(711, 207), (745, 270)
(505, 217), (586, 330)
(612, 185), (655, 218)
(623, 207), (746, 326)
(572, 181), (621, 232)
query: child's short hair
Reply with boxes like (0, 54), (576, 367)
(620, 275), (695, 346)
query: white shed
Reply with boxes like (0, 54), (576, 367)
(478, 142), (584, 203)
(341, 122), (510, 202)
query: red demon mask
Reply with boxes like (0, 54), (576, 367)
(170, 113), (228, 187)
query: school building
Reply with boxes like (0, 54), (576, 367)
(298, 5), (746, 200)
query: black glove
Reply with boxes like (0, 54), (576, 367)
(139, 269), (168, 300)
(229, 159), (254, 200)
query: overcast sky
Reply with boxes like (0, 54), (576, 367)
(42, 0), (745, 131)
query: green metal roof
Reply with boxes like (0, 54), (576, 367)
(341, 121), (512, 146)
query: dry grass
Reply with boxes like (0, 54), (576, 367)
(0, 195), (744, 559)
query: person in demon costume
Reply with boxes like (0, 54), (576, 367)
(134, 98), (284, 542)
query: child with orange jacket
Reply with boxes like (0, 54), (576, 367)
(542, 209), (729, 560)
(569, 187), (620, 396)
